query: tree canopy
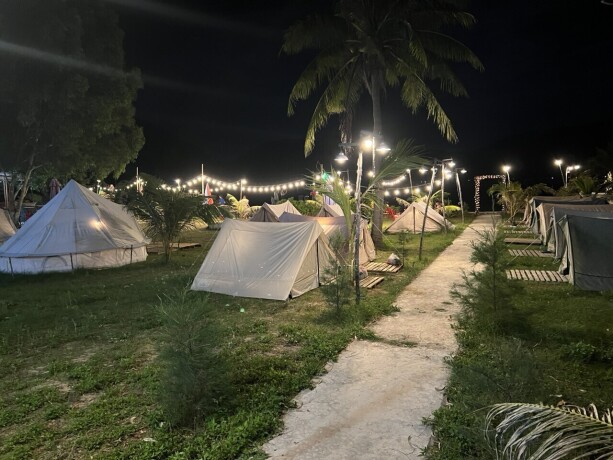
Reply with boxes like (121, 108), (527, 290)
(0, 0), (144, 216)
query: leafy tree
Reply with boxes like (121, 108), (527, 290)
(125, 178), (227, 262)
(0, 0), (144, 223)
(283, 0), (483, 244)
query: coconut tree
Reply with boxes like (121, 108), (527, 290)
(283, 0), (483, 244)
(125, 178), (226, 262)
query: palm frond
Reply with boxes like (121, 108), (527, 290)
(486, 402), (613, 460)
(417, 30), (484, 70)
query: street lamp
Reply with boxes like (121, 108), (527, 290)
(502, 165), (511, 183)
(565, 164), (580, 188)
(554, 159), (564, 186)
(439, 159), (455, 233)
(451, 167), (467, 223)
(240, 178), (247, 200)
(418, 163), (438, 260)
(405, 169), (414, 199)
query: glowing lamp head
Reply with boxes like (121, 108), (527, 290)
(554, 159), (563, 166)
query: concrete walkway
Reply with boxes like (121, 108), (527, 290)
(264, 215), (496, 459)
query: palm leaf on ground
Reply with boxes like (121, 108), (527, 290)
(485, 402), (613, 460)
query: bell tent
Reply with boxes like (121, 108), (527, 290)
(0, 209), (16, 244)
(386, 201), (454, 234)
(250, 201), (301, 222)
(0, 180), (149, 274)
(191, 220), (334, 300)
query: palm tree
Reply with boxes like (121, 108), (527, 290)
(283, 0), (483, 244)
(125, 178), (226, 262)
(312, 138), (424, 303)
(488, 181), (524, 226)
(485, 402), (613, 459)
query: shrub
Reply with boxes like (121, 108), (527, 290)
(155, 290), (226, 427)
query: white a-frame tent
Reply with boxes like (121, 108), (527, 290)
(0, 209), (16, 244)
(385, 201), (454, 234)
(317, 201), (344, 217)
(191, 220), (334, 300)
(250, 201), (301, 222)
(0, 180), (149, 274)
(278, 212), (376, 262)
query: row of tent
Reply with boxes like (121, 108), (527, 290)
(0, 180), (456, 301)
(524, 195), (613, 291)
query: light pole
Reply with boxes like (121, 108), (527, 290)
(502, 165), (511, 183)
(418, 164), (438, 260)
(565, 165), (580, 188)
(554, 159), (564, 186)
(439, 159), (454, 233)
(405, 169), (414, 199)
(453, 168), (467, 224)
(240, 179), (247, 200)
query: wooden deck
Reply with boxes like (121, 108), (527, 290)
(504, 237), (542, 245)
(506, 269), (568, 283)
(146, 242), (202, 254)
(364, 262), (402, 273)
(359, 276), (385, 289)
(508, 249), (554, 258)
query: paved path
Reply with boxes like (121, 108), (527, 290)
(264, 215), (496, 459)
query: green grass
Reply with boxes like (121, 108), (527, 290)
(425, 230), (613, 459)
(0, 216), (471, 459)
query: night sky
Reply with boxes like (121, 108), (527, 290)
(114, 0), (613, 199)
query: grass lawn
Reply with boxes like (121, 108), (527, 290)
(425, 231), (613, 459)
(0, 215), (471, 459)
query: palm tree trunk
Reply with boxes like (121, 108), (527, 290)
(370, 74), (384, 246)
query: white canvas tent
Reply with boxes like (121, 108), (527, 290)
(558, 214), (613, 291)
(191, 220), (334, 300)
(317, 201), (344, 217)
(385, 201), (454, 234)
(0, 180), (149, 274)
(0, 209), (16, 244)
(278, 212), (376, 262)
(250, 201), (301, 222)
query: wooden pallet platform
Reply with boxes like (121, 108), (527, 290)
(508, 249), (554, 258)
(504, 237), (541, 245)
(364, 262), (402, 273)
(359, 276), (385, 289)
(146, 242), (201, 254)
(506, 269), (568, 282)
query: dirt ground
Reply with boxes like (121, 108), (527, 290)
(264, 215), (496, 459)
